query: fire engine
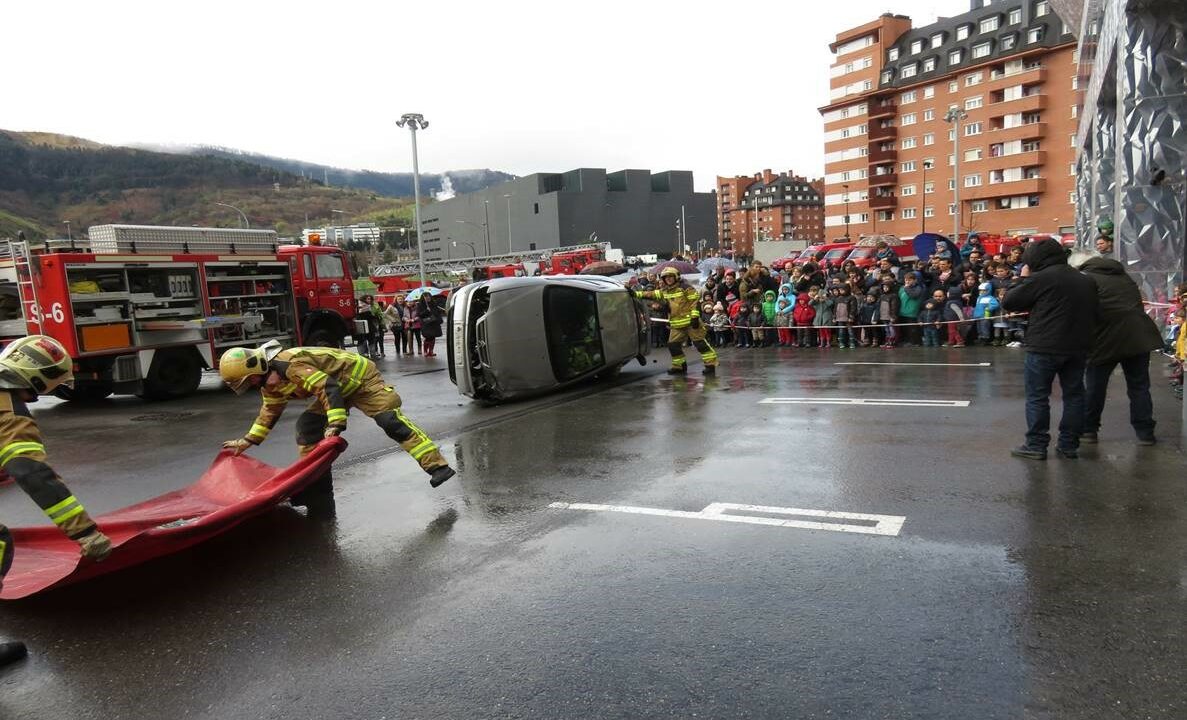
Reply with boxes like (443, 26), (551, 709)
(0, 225), (357, 401)
(370, 242), (609, 302)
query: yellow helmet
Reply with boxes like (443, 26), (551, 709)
(659, 266), (680, 279)
(0, 335), (74, 394)
(219, 340), (282, 394)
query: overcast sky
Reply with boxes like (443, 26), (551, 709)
(4, 0), (947, 191)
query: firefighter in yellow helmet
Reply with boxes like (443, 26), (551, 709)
(634, 266), (718, 375)
(0, 335), (112, 668)
(218, 341), (455, 506)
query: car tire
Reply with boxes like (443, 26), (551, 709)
(53, 382), (114, 403)
(140, 349), (201, 401)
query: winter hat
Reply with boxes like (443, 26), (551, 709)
(713, 302), (724, 311)
(978, 282), (992, 293)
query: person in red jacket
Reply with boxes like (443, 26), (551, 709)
(792, 292), (816, 348)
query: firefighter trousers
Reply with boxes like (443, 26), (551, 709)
(666, 324), (718, 369)
(294, 367), (447, 474)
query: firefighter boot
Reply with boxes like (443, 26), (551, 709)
(429, 465), (456, 489)
(0, 640), (28, 668)
(702, 365), (716, 376)
(290, 472), (335, 511)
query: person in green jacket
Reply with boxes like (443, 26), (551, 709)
(897, 271), (925, 345)
(760, 290), (778, 347)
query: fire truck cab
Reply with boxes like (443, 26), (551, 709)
(0, 225), (356, 401)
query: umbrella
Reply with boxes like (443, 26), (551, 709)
(650, 260), (698, 275)
(697, 257), (739, 275)
(913, 232), (957, 263)
(578, 260), (626, 276)
(404, 286), (444, 302)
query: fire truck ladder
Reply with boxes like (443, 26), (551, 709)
(371, 241), (609, 277)
(4, 241), (42, 334)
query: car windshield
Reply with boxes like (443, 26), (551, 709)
(543, 286), (605, 382)
(797, 247), (818, 259)
(825, 248), (850, 260)
(848, 248), (875, 259)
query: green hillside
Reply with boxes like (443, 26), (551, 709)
(0, 130), (413, 240)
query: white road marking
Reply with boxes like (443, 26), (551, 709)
(835, 361), (991, 367)
(758, 397), (970, 407)
(549, 501), (905, 536)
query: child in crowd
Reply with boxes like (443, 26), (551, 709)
(775, 295), (793, 346)
(649, 300), (668, 348)
(733, 302), (751, 348)
(973, 282), (1000, 345)
(709, 303), (731, 348)
(761, 290), (778, 347)
(748, 304), (765, 348)
(991, 289), (1010, 345)
(792, 292), (816, 347)
(859, 293), (880, 346)
(1173, 308), (1186, 398)
(811, 286), (835, 348)
(919, 300), (942, 346)
(944, 287), (967, 348)
(878, 279), (900, 348)
(833, 284), (857, 349)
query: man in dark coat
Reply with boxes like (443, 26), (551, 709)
(1077, 255), (1163, 445)
(1002, 238), (1099, 460)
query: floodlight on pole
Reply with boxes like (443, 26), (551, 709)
(944, 107), (968, 244)
(396, 113), (430, 287)
(214, 202), (249, 229)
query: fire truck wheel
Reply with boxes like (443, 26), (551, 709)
(140, 349), (202, 401)
(53, 382), (115, 403)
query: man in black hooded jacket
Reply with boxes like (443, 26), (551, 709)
(1002, 238), (1098, 459)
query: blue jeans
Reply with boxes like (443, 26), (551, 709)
(1083, 353), (1155, 438)
(1024, 352), (1087, 450)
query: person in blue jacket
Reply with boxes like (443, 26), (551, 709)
(973, 282), (1000, 344)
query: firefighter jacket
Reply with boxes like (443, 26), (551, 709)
(635, 283), (699, 329)
(243, 348), (371, 445)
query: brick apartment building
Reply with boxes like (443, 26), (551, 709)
(820, 0), (1079, 241)
(716, 170), (825, 258)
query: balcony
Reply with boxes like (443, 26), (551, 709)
(985, 93), (1047, 118)
(989, 122), (1048, 143)
(869, 194), (897, 210)
(983, 150), (1047, 172)
(868, 173), (898, 187)
(869, 124), (897, 141)
(987, 65), (1046, 92)
(869, 102), (897, 119)
(867, 145), (898, 164)
(977, 177), (1047, 199)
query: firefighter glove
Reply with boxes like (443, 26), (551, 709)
(689, 316), (701, 329)
(222, 438), (253, 456)
(77, 530), (112, 562)
(324, 425), (345, 439)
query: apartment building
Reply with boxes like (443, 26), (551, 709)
(717, 170), (825, 257)
(820, 0), (1079, 241)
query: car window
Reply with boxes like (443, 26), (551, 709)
(544, 286), (604, 382)
(315, 253), (345, 279)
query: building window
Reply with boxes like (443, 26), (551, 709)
(882, 70), (893, 84)
(965, 147), (983, 161)
(534, 203), (540, 214)
(971, 200), (989, 212)
(888, 48), (899, 61)
(949, 80), (959, 93)
(924, 181), (935, 194)
(965, 122), (983, 135)
(859, 213), (870, 222)
(902, 137), (917, 149)
(957, 24), (971, 40)
(1001, 34), (1017, 50)
(923, 109), (935, 121)
(901, 184), (916, 196)
(923, 132), (935, 145)
(840, 107), (850, 118)
(902, 113), (917, 125)
(1069, 162), (1076, 175)
(924, 206), (935, 218)
(901, 63), (918, 78)
(901, 90), (916, 103)
(902, 208), (918, 219)
(902, 160), (917, 172)
(923, 85), (935, 99)
(949, 129), (957, 141)
(949, 204), (956, 215)
(1009, 7), (1022, 24)
(923, 57), (936, 73)
(1069, 191), (1076, 203)
(863, 80), (873, 90)
(965, 175), (982, 187)
(1028, 194), (1040, 207)
(972, 42), (992, 58)
(965, 72), (983, 86)
(949, 49), (963, 65)
(1027, 27), (1043, 43)
(1035, 1), (1049, 17)
(931, 32), (944, 48)
(965, 96), (983, 110)
(980, 17), (1000, 33)
(949, 179), (956, 190)
(911, 39), (923, 54)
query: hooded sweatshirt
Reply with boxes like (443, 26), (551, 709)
(833, 291), (857, 323)
(761, 290), (778, 325)
(1002, 238), (1099, 355)
(792, 293), (816, 326)
(1078, 256), (1163, 365)
(974, 282), (1001, 318)
(811, 292), (835, 327)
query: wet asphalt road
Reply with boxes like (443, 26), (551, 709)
(1, 344), (1185, 719)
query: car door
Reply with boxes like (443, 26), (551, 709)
(310, 250), (352, 315)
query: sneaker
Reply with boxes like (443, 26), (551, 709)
(1136, 436), (1157, 446)
(1079, 432), (1098, 444)
(429, 465), (456, 488)
(0, 640), (28, 668)
(952, 343), (965, 348)
(1054, 446), (1079, 459)
(1010, 445), (1047, 461)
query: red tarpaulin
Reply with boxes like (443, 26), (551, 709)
(0, 438), (346, 600)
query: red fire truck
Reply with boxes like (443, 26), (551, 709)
(0, 225), (357, 401)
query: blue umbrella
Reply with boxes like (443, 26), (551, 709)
(913, 232), (957, 263)
(404, 286), (444, 302)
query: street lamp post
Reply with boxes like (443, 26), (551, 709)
(455, 219), (488, 257)
(396, 113), (430, 287)
(61, 220), (71, 241)
(452, 240), (477, 257)
(945, 108), (968, 244)
(503, 193), (513, 251)
(841, 183), (850, 241)
(921, 161), (933, 234)
(482, 200), (491, 256)
(214, 202), (249, 229)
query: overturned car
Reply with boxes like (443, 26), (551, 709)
(447, 276), (651, 402)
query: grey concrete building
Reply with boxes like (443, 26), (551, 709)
(417, 169), (717, 262)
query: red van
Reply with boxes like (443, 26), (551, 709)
(844, 236), (918, 268)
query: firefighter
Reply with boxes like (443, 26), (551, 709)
(218, 342), (456, 504)
(0, 335), (112, 668)
(634, 267), (718, 375)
